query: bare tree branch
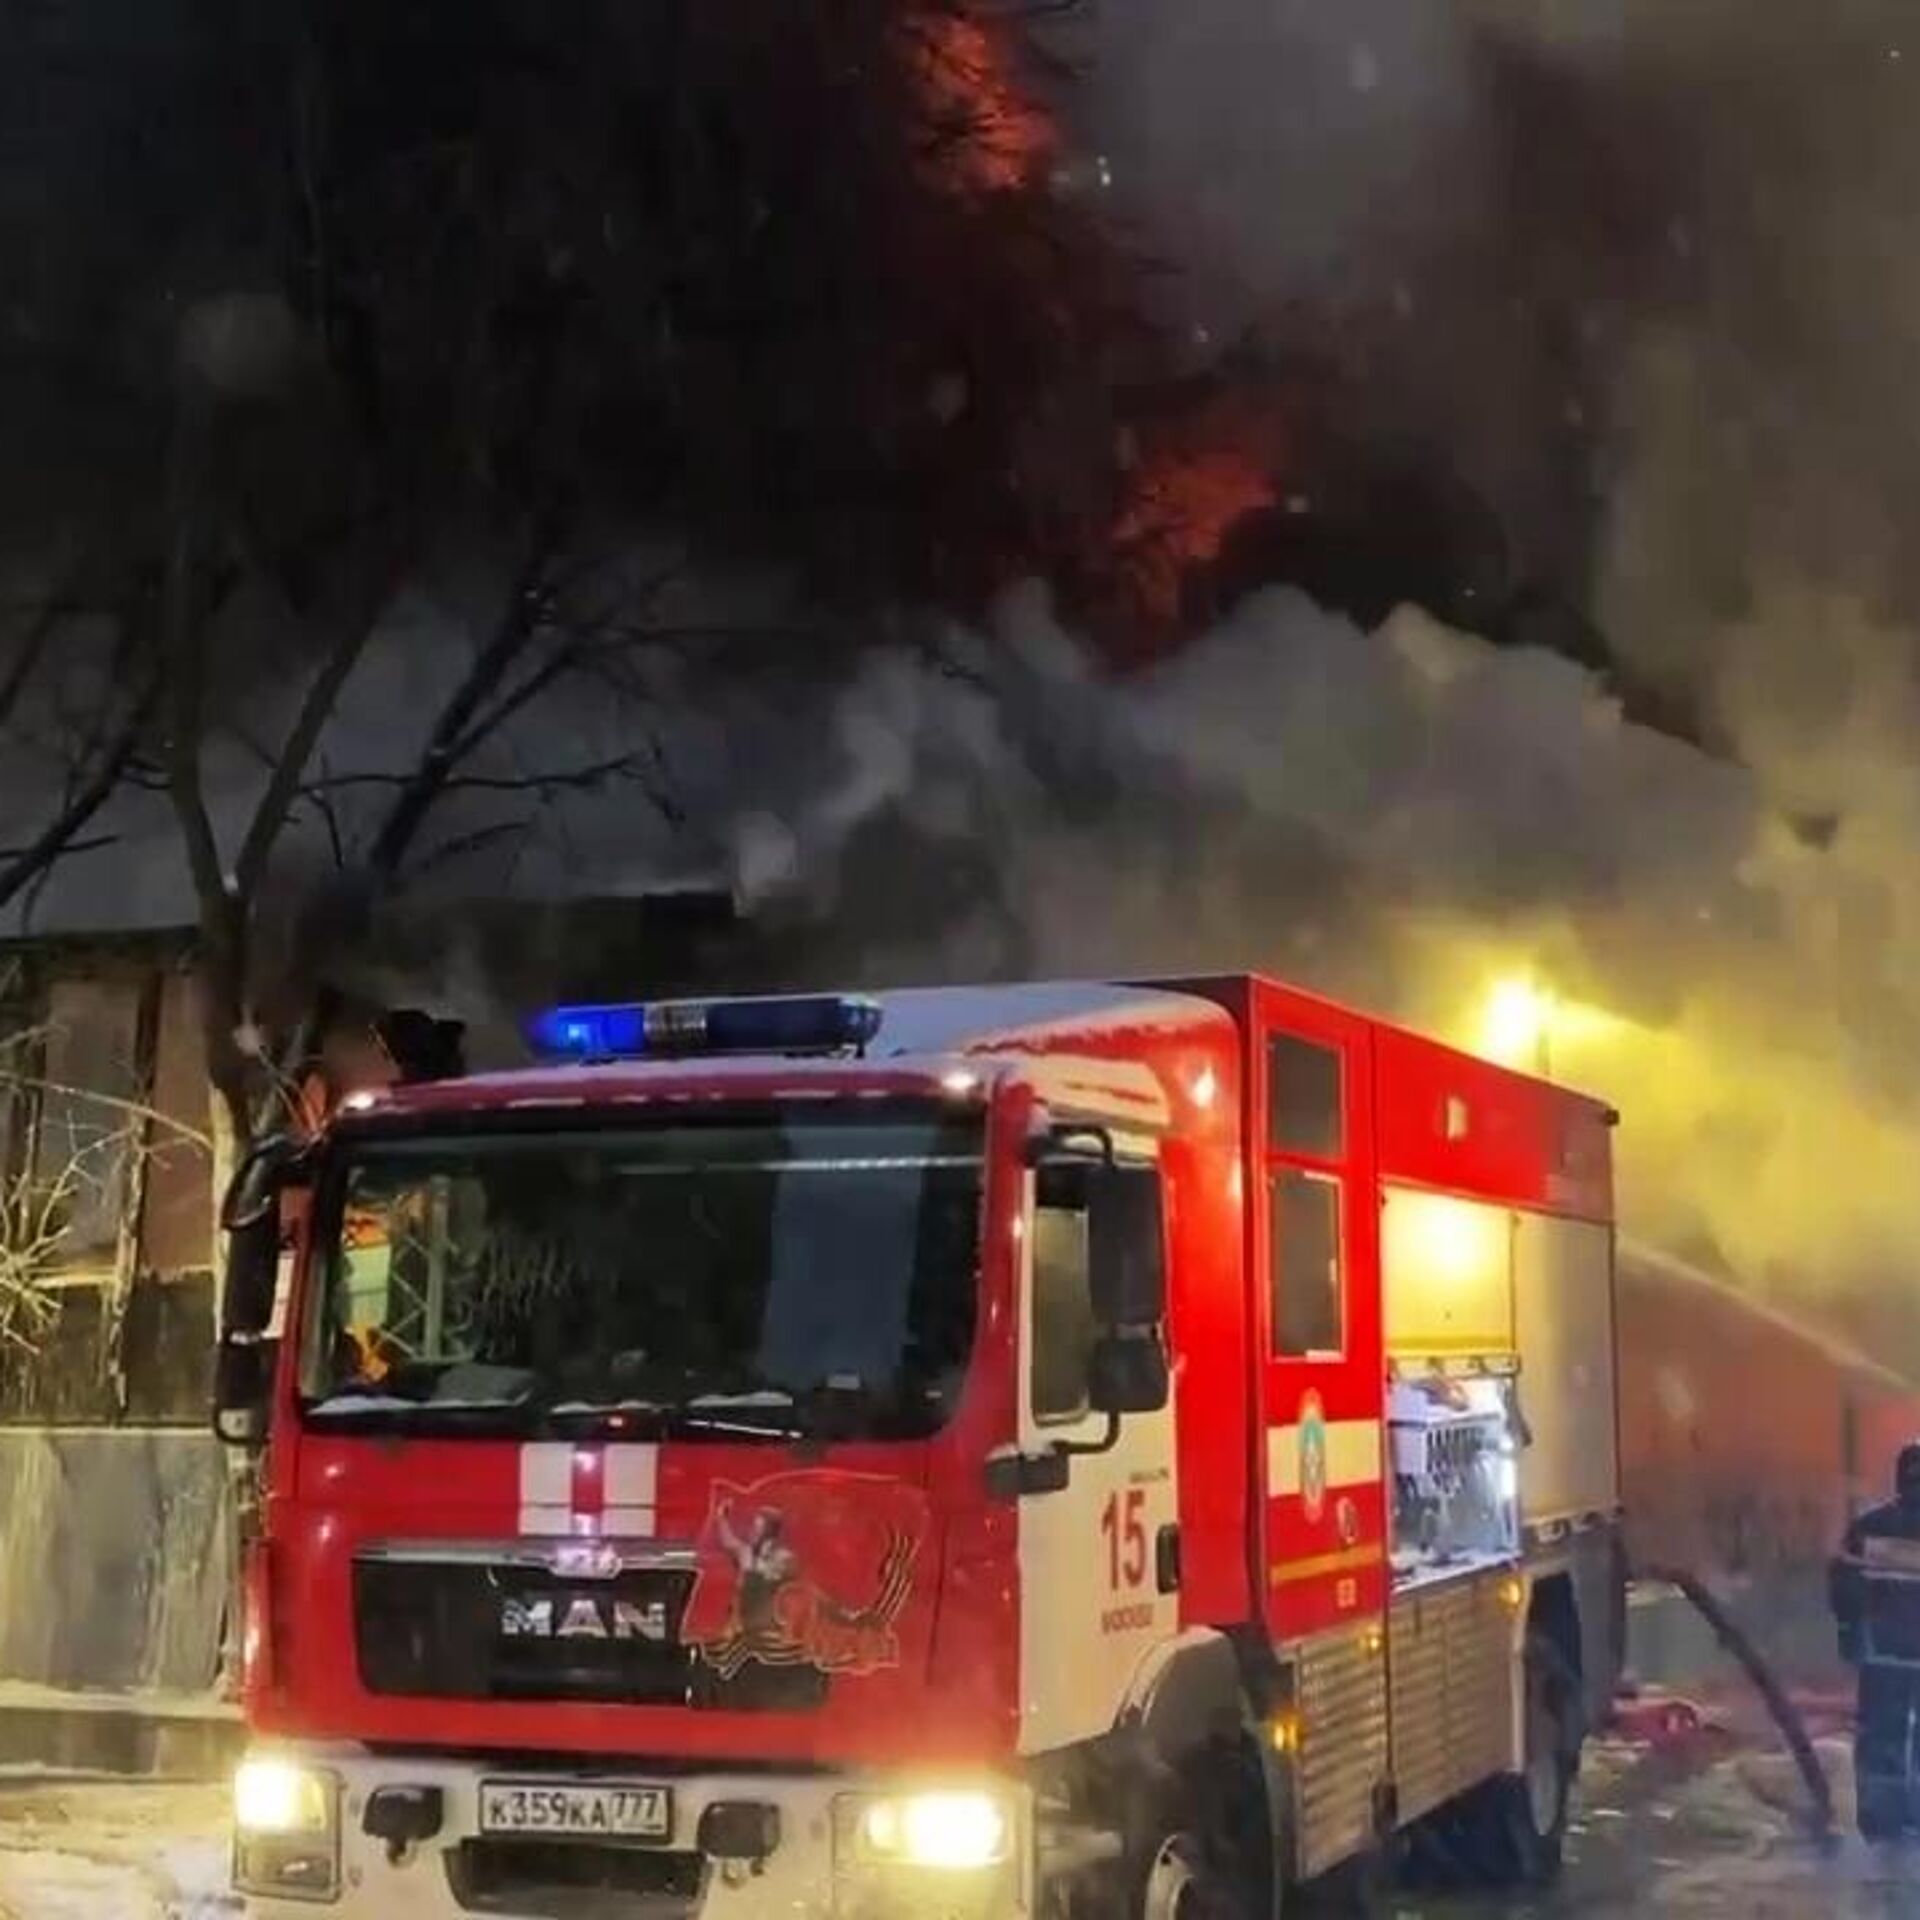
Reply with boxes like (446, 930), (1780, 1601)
(0, 1029), (197, 1352)
(0, 597), (66, 736)
(0, 683), (157, 916)
(305, 753), (350, 871)
(233, 623), (376, 899)
(0, 834), (116, 866)
(442, 560), (687, 761)
(9, 1073), (215, 1156)
(360, 518), (567, 885)
(299, 749), (673, 805)
(402, 817), (536, 884)
(159, 416), (256, 1145)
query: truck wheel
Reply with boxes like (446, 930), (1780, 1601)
(1135, 1743), (1265, 1920)
(1141, 1834), (1221, 1920)
(1465, 1631), (1578, 1887)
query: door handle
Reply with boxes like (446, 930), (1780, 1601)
(1156, 1524), (1181, 1595)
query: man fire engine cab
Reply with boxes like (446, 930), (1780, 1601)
(214, 978), (1625, 1918)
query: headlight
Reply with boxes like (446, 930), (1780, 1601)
(840, 1790), (1012, 1871)
(235, 1757), (333, 1835)
(233, 1757), (339, 1902)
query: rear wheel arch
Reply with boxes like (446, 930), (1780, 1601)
(1528, 1573), (1585, 1692)
(1119, 1628), (1249, 1760)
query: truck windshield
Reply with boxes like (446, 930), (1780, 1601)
(298, 1104), (983, 1440)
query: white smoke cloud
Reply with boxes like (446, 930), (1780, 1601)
(634, 581), (1920, 1364)
(8, 536), (1920, 1354)
(1007, 0), (1920, 1360)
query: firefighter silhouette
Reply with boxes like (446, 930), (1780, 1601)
(711, 1501), (801, 1670)
(1831, 1441), (1920, 1837)
(685, 1472), (926, 1681)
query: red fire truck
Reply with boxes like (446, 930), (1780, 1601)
(214, 976), (1624, 1918)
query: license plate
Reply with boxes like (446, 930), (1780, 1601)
(479, 1781), (672, 1841)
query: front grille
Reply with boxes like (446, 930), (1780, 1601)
(446, 1838), (704, 1918)
(353, 1559), (826, 1710)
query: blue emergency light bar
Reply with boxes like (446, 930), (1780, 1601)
(527, 994), (883, 1062)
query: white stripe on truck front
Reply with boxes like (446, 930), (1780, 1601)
(517, 1442), (659, 1536)
(1266, 1419), (1382, 1495)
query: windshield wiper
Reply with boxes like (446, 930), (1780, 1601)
(541, 1374), (887, 1445)
(538, 1395), (807, 1442)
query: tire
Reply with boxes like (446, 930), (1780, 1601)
(1460, 1630), (1579, 1888)
(1140, 1833), (1227, 1920)
(1132, 1741), (1267, 1920)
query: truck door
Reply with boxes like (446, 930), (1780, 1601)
(1252, 986), (1386, 1643)
(1015, 1133), (1180, 1755)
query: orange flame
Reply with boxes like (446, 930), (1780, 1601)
(1111, 446), (1279, 629)
(899, 8), (1057, 196)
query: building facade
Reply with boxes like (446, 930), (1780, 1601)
(0, 936), (230, 1710)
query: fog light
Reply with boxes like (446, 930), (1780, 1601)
(233, 1835), (339, 1902)
(845, 1790), (1011, 1871)
(233, 1757), (339, 1903)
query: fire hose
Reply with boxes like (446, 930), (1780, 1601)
(1635, 1564), (1835, 1843)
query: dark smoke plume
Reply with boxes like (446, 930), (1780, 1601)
(705, 0), (1920, 1361)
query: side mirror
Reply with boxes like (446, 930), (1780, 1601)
(222, 1213), (282, 1339)
(221, 1134), (300, 1235)
(1088, 1165), (1167, 1327)
(1089, 1331), (1171, 1417)
(219, 1134), (303, 1337)
(213, 1334), (275, 1447)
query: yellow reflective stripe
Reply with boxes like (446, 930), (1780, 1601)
(1268, 1545), (1379, 1587)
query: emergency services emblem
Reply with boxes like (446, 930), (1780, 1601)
(1299, 1392), (1328, 1525)
(682, 1471), (928, 1682)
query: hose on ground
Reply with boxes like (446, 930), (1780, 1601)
(1635, 1563), (1835, 1843)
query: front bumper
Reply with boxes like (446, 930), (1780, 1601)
(236, 1746), (1032, 1920)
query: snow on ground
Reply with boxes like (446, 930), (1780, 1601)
(0, 1783), (230, 1920)
(0, 1751), (1916, 1917)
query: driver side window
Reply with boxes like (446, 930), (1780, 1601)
(1030, 1157), (1164, 1426)
(1031, 1167), (1096, 1425)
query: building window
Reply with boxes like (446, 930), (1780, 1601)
(1272, 1167), (1343, 1357)
(1269, 1034), (1343, 1160)
(28, 977), (148, 1265)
